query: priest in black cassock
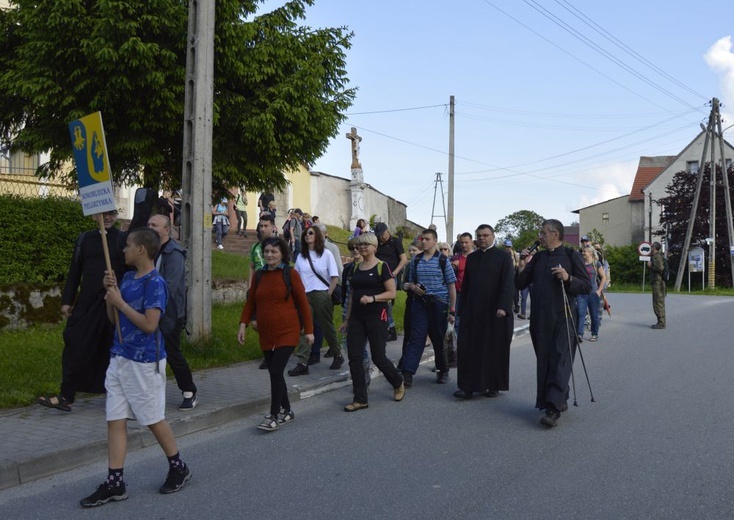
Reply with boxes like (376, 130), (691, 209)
(454, 224), (516, 399)
(516, 219), (591, 428)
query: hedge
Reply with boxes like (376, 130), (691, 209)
(0, 195), (93, 285)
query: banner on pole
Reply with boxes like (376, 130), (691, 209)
(68, 112), (116, 215)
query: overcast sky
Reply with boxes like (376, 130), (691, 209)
(260, 0), (734, 241)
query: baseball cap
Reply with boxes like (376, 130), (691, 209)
(374, 222), (388, 235)
(581, 235), (590, 241)
(503, 239), (513, 247)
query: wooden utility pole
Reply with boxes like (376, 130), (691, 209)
(181, 0), (216, 341)
(446, 95), (455, 242)
(715, 101), (734, 285)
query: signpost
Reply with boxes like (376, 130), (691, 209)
(68, 111), (121, 339)
(638, 241), (652, 290)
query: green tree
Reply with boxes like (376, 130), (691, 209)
(494, 210), (545, 250)
(0, 0), (355, 196)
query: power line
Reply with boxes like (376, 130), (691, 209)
(345, 104), (447, 116)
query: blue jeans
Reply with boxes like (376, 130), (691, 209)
(577, 293), (600, 336)
(401, 296), (449, 375)
(520, 286), (531, 315)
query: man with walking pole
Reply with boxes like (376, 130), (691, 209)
(516, 219), (591, 428)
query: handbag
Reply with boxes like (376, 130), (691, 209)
(305, 252), (342, 306)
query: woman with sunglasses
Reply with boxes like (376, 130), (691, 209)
(238, 237), (313, 431)
(288, 226), (343, 376)
(341, 233), (405, 411)
(341, 237), (372, 386)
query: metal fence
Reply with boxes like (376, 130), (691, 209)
(0, 164), (77, 199)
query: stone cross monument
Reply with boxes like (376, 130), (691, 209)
(346, 127), (366, 229)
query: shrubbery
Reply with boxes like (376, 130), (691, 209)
(0, 195), (92, 285)
(605, 244), (645, 285)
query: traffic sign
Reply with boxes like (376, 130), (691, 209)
(638, 241), (652, 256)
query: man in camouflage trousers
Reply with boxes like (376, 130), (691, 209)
(650, 242), (666, 329)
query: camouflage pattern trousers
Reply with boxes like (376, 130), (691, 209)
(652, 280), (666, 325)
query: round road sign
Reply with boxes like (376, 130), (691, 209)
(638, 241), (652, 256)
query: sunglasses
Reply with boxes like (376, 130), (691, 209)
(351, 246), (360, 250)
(306, 231), (315, 236)
(440, 248), (449, 251)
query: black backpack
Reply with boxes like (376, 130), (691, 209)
(663, 257), (670, 281)
(282, 218), (292, 241)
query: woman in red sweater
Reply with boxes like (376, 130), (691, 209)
(238, 237), (314, 431)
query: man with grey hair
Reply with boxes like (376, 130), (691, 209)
(516, 219), (591, 428)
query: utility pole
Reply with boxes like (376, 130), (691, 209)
(430, 172), (447, 239)
(181, 0), (216, 341)
(446, 95), (455, 243)
(674, 98), (734, 291)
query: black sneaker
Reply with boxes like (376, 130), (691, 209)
(80, 483), (128, 507)
(329, 354), (344, 370)
(386, 327), (398, 342)
(179, 392), (198, 411)
(402, 372), (413, 388)
(159, 465), (192, 494)
(277, 409), (295, 424)
(259, 359), (267, 370)
(540, 407), (561, 428)
(288, 363), (309, 377)
(308, 352), (321, 365)
(257, 415), (279, 432)
(436, 371), (450, 384)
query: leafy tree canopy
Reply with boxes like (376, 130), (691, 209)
(657, 162), (734, 287)
(0, 0), (355, 197)
(494, 209), (545, 249)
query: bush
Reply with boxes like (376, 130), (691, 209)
(605, 244), (645, 285)
(0, 195), (91, 285)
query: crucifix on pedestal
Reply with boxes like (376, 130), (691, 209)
(346, 127), (366, 229)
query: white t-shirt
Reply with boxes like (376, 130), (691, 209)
(294, 249), (339, 292)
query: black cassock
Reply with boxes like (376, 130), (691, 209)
(456, 246), (516, 393)
(60, 227), (126, 396)
(515, 247), (590, 410)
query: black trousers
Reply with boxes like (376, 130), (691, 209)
(264, 347), (295, 416)
(162, 318), (197, 394)
(347, 310), (402, 404)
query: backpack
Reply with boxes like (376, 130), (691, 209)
(411, 252), (449, 285)
(663, 257), (670, 282)
(282, 218), (292, 241)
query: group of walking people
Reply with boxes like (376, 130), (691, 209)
(241, 217), (599, 433)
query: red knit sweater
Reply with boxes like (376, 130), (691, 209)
(240, 268), (313, 351)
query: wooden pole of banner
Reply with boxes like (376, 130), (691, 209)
(96, 213), (122, 342)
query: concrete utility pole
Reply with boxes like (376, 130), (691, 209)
(181, 0), (216, 341)
(446, 95), (455, 242)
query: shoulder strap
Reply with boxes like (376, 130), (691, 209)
(282, 265), (293, 301)
(305, 252), (330, 289)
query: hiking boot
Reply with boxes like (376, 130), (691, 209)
(179, 392), (198, 411)
(329, 355), (344, 370)
(386, 327), (398, 342)
(288, 363), (309, 377)
(277, 409), (295, 424)
(80, 483), (128, 508)
(436, 371), (450, 384)
(307, 352), (321, 365)
(394, 382), (405, 402)
(651, 323), (666, 329)
(540, 407), (561, 428)
(257, 415), (279, 432)
(324, 350), (334, 358)
(159, 465), (192, 494)
(344, 402), (369, 412)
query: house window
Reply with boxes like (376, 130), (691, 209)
(686, 161), (699, 174)
(9, 150), (40, 176)
(602, 212), (609, 223)
(726, 158), (732, 169)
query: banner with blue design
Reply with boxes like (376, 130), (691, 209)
(68, 112), (116, 215)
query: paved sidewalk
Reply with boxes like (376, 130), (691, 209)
(0, 324), (529, 490)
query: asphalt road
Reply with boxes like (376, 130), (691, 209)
(1, 293), (733, 519)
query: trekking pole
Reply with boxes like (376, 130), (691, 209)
(560, 279), (596, 403)
(559, 278), (578, 407)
